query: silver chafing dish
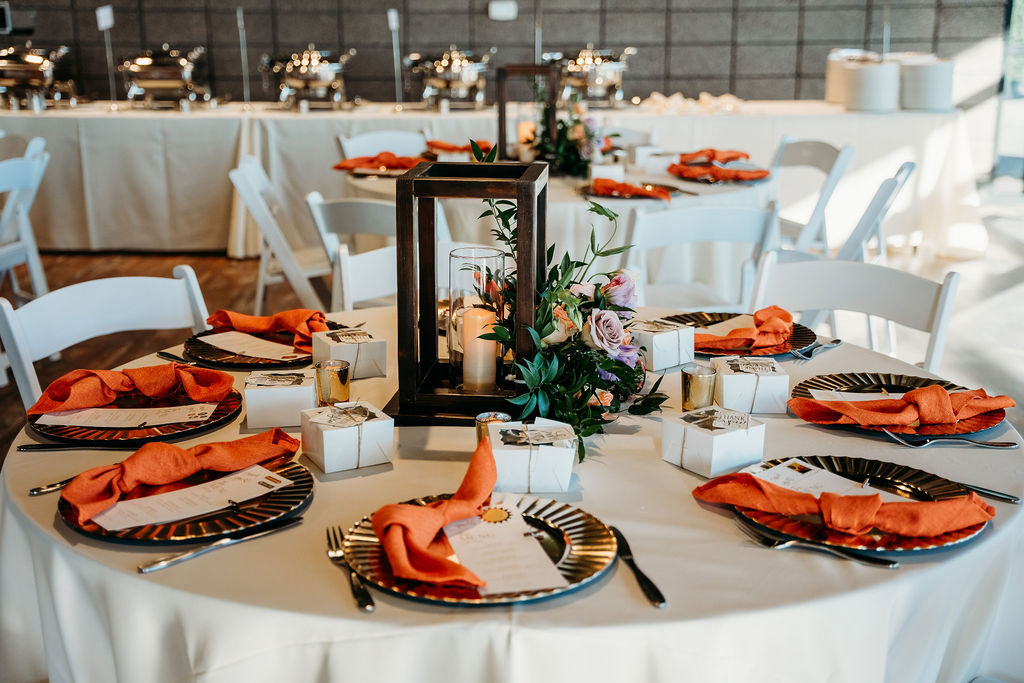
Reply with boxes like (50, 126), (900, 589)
(545, 44), (637, 107)
(260, 45), (356, 111)
(119, 44), (211, 109)
(0, 43), (75, 111)
(404, 46), (496, 110)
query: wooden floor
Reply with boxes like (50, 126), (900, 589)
(0, 253), (305, 466)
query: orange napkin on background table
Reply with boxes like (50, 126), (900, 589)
(27, 363), (234, 416)
(60, 428), (300, 525)
(693, 306), (793, 355)
(668, 162), (771, 183)
(426, 139), (492, 154)
(693, 472), (995, 537)
(788, 384), (1016, 432)
(371, 437), (497, 587)
(332, 152), (426, 171)
(592, 177), (671, 201)
(206, 308), (328, 354)
(677, 149), (751, 165)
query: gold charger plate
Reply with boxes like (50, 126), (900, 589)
(578, 181), (684, 199)
(343, 495), (617, 606)
(183, 322), (351, 369)
(740, 455), (986, 553)
(661, 311), (816, 357)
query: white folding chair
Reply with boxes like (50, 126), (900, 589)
(230, 156), (329, 314)
(0, 137), (50, 305)
(336, 130), (429, 159)
(0, 265), (209, 410)
(621, 202), (780, 313)
(770, 135), (854, 253)
(750, 251), (958, 373)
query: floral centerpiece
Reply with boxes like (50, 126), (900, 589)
(470, 142), (668, 460)
(536, 100), (611, 178)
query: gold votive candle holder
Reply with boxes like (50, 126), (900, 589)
(681, 362), (716, 411)
(314, 359), (351, 406)
(475, 411), (511, 442)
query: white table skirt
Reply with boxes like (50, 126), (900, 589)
(2, 306), (1022, 682)
(0, 101), (982, 261)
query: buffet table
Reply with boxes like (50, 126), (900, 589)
(2, 306), (1022, 682)
(0, 101), (982, 259)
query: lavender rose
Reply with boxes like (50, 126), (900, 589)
(583, 309), (626, 354)
(569, 282), (596, 299)
(601, 271), (638, 316)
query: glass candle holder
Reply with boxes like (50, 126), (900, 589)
(314, 359), (351, 406)
(681, 362), (716, 411)
(475, 411), (511, 443)
(448, 246), (504, 394)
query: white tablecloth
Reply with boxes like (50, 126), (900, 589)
(2, 306), (1022, 682)
(0, 101), (982, 260)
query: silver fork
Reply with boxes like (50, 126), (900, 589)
(789, 338), (842, 362)
(881, 427), (1019, 450)
(734, 517), (899, 569)
(326, 527), (375, 612)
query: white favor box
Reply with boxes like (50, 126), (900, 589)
(312, 329), (387, 379)
(630, 319), (695, 371)
(244, 369), (316, 428)
(590, 163), (626, 183)
(661, 407), (765, 478)
(300, 401), (395, 474)
(711, 356), (789, 414)
(487, 417), (577, 493)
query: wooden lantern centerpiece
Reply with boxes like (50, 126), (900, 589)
(495, 63), (561, 161)
(387, 161), (548, 426)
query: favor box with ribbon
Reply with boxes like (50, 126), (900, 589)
(710, 356), (789, 414)
(661, 406), (765, 478)
(312, 328), (387, 379)
(300, 401), (395, 474)
(244, 369), (317, 428)
(630, 319), (695, 371)
(487, 417), (577, 493)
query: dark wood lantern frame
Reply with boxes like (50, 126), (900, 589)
(495, 63), (561, 161)
(388, 161), (549, 426)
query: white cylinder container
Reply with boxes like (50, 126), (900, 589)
(824, 49), (879, 104)
(900, 59), (954, 111)
(843, 60), (900, 113)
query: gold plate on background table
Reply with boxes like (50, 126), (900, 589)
(28, 390), (243, 446)
(577, 181), (686, 199)
(343, 496), (617, 606)
(184, 323), (352, 369)
(739, 455), (986, 552)
(57, 456), (314, 544)
(669, 164), (771, 185)
(661, 311), (816, 357)
(791, 372), (1006, 436)
(348, 168), (408, 178)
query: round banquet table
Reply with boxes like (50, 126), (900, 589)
(346, 171), (776, 304)
(2, 306), (1022, 683)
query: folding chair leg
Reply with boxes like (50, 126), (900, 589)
(254, 247), (270, 316)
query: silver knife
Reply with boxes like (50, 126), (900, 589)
(137, 516), (302, 574)
(610, 526), (667, 608)
(19, 443), (142, 453)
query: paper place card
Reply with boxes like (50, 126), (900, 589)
(733, 357), (781, 375)
(90, 465), (293, 531)
(809, 390), (906, 402)
(681, 406), (750, 431)
(700, 315), (754, 336)
(325, 329), (374, 344)
(308, 405), (373, 428)
(245, 371), (313, 387)
(498, 425), (576, 447)
(444, 497), (568, 595)
(634, 319), (685, 334)
(201, 331), (309, 361)
(749, 458), (904, 503)
(35, 403), (217, 428)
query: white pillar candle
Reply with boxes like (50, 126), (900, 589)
(462, 307), (497, 392)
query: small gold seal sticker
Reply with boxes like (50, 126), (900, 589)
(481, 507), (511, 523)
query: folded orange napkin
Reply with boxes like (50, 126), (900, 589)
(27, 363), (234, 416)
(592, 177), (671, 201)
(332, 152), (426, 171)
(427, 139), (492, 154)
(693, 306), (793, 355)
(668, 162), (770, 183)
(788, 385), (1016, 432)
(693, 472), (995, 537)
(206, 308), (328, 354)
(678, 149), (750, 165)
(371, 437), (497, 587)
(60, 428), (300, 525)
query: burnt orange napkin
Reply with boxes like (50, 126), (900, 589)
(693, 472), (995, 537)
(60, 428), (300, 525)
(332, 152), (426, 171)
(678, 149), (750, 165)
(592, 177), (671, 201)
(206, 308), (328, 354)
(668, 162), (770, 183)
(427, 139), (492, 154)
(788, 384), (1016, 432)
(27, 363), (234, 416)
(693, 306), (793, 355)
(371, 438), (497, 587)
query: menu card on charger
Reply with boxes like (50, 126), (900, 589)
(747, 458), (905, 502)
(444, 495), (568, 595)
(200, 331), (309, 361)
(36, 403), (218, 428)
(699, 315), (754, 335)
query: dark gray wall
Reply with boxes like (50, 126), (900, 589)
(19, 0), (1008, 103)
